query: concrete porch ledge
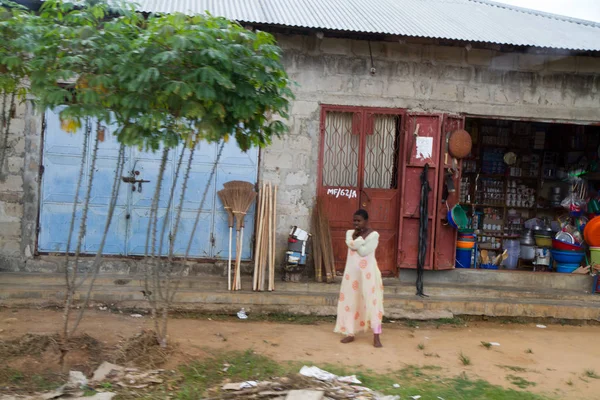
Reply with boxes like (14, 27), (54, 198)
(0, 272), (599, 321)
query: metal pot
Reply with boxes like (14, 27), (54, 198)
(520, 245), (535, 260)
(520, 229), (535, 246)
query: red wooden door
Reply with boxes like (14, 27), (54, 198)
(397, 113), (443, 269)
(433, 115), (465, 270)
(319, 106), (403, 277)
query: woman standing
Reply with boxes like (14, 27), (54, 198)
(334, 209), (384, 348)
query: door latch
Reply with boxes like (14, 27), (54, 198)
(122, 169), (150, 192)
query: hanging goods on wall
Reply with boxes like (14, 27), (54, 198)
(416, 164), (431, 297)
(223, 180), (256, 291)
(448, 129), (472, 159)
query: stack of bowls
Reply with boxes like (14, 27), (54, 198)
(455, 232), (476, 269)
(550, 249), (585, 273)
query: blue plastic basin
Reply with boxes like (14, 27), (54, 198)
(550, 249), (585, 264)
(555, 263), (580, 273)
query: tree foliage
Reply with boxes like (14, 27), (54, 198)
(0, 0), (293, 151)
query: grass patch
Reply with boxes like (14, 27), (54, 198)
(506, 374), (536, 389)
(459, 352), (471, 366)
(0, 367), (63, 394)
(481, 341), (492, 350)
(525, 348), (534, 354)
(584, 369), (600, 379)
(497, 365), (528, 373)
(134, 350), (551, 400)
(424, 352), (440, 358)
(417, 343), (425, 350)
(405, 320), (419, 328)
(566, 379), (574, 386)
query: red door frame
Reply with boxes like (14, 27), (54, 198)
(318, 105), (406, 276)
(397, 112), (443, 270)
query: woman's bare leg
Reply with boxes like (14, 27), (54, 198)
(373, 334), (382, 348)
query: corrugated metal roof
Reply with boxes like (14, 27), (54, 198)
(130, 0), (600, 51)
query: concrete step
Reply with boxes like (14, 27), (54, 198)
(1, 273), (597, 303)
(1, 283), (600, 321)
(398, 269), (594, 291)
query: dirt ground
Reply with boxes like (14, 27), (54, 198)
(1, 308), (600, 399)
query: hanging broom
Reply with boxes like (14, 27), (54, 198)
(229, 183), (257, 290)
(218, 189), (235, 291)
(224, 180), (254, 192)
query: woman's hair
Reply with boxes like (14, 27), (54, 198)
(354, 209), (369, 220)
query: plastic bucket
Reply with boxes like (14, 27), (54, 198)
(590, 247), (600, 266)
(455, 248), (472, 269)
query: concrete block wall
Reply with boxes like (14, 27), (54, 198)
(262, 34), (600, 267)
(1, 34), (599, 275)
(0, 99), (40, 272)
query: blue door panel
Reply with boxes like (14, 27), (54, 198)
(126, 208), (171, 256)
(174, 162), (216, 211)
(220, 141), (258, 166)
(38, 204), (84, 252)
(88, 157), (129, 207)
(129, 158), (174, 209)
(84, 205), (128, 255)
(40, 111), (259, 260)
(43, 110), (87, 156)
(170, 210), (213, 257)
(41, 154), (87, 204)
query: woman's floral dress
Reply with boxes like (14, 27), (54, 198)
(334, 230), (384, 336)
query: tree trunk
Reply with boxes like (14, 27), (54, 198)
(69, 144), (126, 335)
(61, 118), (91, 341)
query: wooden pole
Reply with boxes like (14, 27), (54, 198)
(267, 182), (273, 291)
(270, 185), (278, 291)
(253, 185), (264, 291)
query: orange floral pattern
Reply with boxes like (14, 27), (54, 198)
(334, 230), (384, 337)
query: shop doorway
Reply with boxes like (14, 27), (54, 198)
(318, 106), (403, 277)
(462, 116), (600, 271)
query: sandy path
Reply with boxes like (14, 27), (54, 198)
(1, 309), (599, 399)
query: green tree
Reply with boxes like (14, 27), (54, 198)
(0, 0), (292, 351)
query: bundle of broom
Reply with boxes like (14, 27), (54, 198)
(312, 196), (335, 283)
(218, 181), (256, 291)
(253, 182), (277, 291)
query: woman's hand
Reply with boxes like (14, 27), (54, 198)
(352, 229), (360, 240)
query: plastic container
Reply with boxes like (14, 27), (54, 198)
(550, 249), (585, 264)
(555, 263), (580, 273)
(503, 240), (520, 269)
(534, 236), (552, 247)
(455, 248), (472, 268)
(590, 247), (600, 266)
(480, 263), (499, 270)
(552, 239), (583, 252)
(457, 241), (475, 249)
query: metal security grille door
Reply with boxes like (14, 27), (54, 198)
(38, 109), (257, 260)
(319, 106), (403, 277)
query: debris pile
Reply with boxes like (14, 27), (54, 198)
(204, 366), (401, 400)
